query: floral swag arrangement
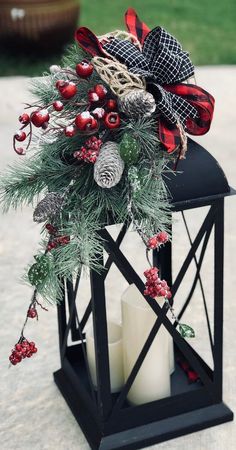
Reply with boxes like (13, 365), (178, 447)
(0, 9), (215, 366)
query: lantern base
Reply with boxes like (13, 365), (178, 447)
(54, 368), (233, 450)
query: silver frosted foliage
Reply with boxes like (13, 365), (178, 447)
(119, 89), (156, 118)
(94, 142), (124, 189)
(33, 192), (64, 223)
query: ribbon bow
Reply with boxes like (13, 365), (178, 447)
(75, 8), (215, 154)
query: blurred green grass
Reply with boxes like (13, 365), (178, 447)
(0, 0), (235, 76)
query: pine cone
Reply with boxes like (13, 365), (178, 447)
(33, 192), (64, 223)
(94, 142), (124, 189)
(119, 89), (156, 118)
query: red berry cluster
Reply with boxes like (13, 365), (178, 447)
(46, 223), (70, 251)
(74, 136), (103, 163)
(9, 339), (37, 365)
(144, 267), (172, 299)
(147, 231), (169, 250)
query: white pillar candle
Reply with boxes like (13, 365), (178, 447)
(121, 284), (171, 405)
(86, 321), (124, 393)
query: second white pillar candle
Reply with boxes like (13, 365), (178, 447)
(121, 284), (171, 405)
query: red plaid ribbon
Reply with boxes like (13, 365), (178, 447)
(75, 27), (106, 57)
(161, 84), (215, 152)
(125, 8), (150, 45)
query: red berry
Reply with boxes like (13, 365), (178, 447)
(21, 347), (27, 358)
(104, 112), (121, 129)
(92, 107), (105, 119)
(73, 151), (80, 159)
(15, 343), (22, 352)
(46, 223), (57, 234)
(31, 109), (50, 128)
(56, 79), (66, 90)
(157, 231), (169, 244)
(9, 357), (17, 365)
(14, 147), (25, 155)
(90, 117), (98, 130)
(53, 100), (64, 111)
(76, 60), (94, 78)
(75, 112), (94, 131)
(47, 241), (57, 251)
(27, 308), (37, 319)
(106, 99), (117, 110)
(14, 131), (27, 142)
(88, 90), (99, 103)
(56, 235), (70, 245)
(147, 236), (158, 249)
(160, 288), (167, 297)
(94, 84), (107, 100)
(19, 113), (30, 124)
(59, 82), (77, 99)
(64, 125), (76, 137)
(187, 370), (199, 383)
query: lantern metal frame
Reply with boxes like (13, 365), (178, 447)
(53, 139), (234, 450)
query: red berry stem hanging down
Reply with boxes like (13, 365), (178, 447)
(9, 288), (48, 366)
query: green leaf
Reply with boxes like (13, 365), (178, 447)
(178, 323), (195, 338)
(28, 255), (50, 288)
(119, 133), (140, 165)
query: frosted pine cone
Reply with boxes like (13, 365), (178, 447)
(119, 89), (156, 118)
(94, 142), (124, 188)
(33, 192), (64, 223)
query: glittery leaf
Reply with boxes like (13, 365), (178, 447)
(28, 255), (50, 288)
(179, 323), (195, 338)
(119, 133), (140, 165)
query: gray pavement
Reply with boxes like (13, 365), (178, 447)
(0, 67), (236, 450)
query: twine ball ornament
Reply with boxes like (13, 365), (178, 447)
(94, 142), (125, 189)
(119, 89), (156, 118)
(92, 57), (145, 98)
(33, 192), (65, 223)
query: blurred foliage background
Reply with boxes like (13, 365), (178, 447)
(0, 0), (235, 76)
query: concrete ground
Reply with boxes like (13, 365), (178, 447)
(0, 67), (236, 450)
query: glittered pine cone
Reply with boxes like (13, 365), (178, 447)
(94, 142), (124, 188)
(118, 89), (156, 118)
(33, 192), (64, 223)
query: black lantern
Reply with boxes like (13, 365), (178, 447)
(54, 138), (234, 450)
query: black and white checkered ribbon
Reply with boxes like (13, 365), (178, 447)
(103, 27), (197, 125)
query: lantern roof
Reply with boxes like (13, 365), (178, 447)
(166, 138), (233, 211)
